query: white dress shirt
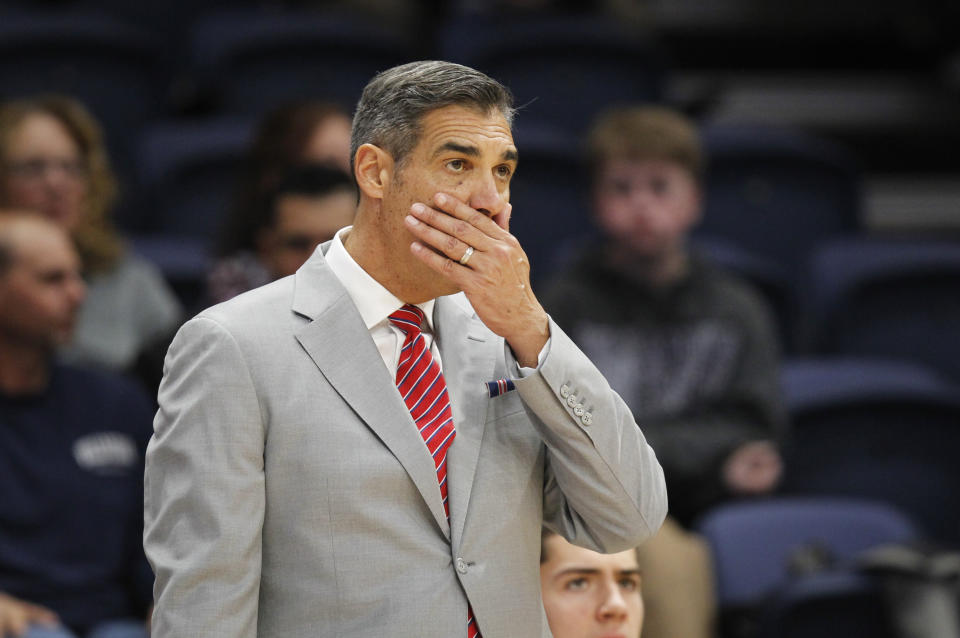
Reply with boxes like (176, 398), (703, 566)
(325, 227), (439, 377)
(325, 226), (548, 379)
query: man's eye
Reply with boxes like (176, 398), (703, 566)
(651, 179), (669, 195)
(619, 577), (640, 591)
(496, 165), (512, 179)
(447, 159), (466, 172)
(607, 179), (631, 195)
(565, 577), (588, 591)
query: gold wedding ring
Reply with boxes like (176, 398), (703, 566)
(459, 245), (475, 265)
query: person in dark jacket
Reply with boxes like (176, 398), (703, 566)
(0, 211), (153, 638)
(543, 106), (788, 638)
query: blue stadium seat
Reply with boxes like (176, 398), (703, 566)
(757, 570), (897, 638)
(439, 13), (666, 135)
(696, 124), (862, 278)
(696, 497), (917, 638)
(803, 237), (960, 381)
(136, 117), (254, 241)
(0, 10), (167, 191)
(190, 9), (414, 115)
(506, 121), (592, 287)
(780, 357), (960, 544)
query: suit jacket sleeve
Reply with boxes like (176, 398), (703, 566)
(512, 317), (668, 552)
(144, 316), (265, 638)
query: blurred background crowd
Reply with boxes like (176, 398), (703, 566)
(0, 0), (959, 637)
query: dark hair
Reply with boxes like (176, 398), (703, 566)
(540, 528), (643, 565)
(218, 163), (353, 255)
(220, 101), (351, 256)
(350, 60), (515, 170)
(540, 528), (558, 564)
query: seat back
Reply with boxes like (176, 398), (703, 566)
(137, 117), (254, 241)
(507, 122), (592, 287)
(191, 10), (413, 115)
(781, 357), (960, 544)
(696, 497), (918, 609)
(696, 124), (862, 276)
(0, 11), (166, 196)
(805, 238), (960, 381)
(440, 14), (666, 135)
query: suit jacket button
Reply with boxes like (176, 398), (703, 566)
(566, 394), (577, 407)
(574, 404), (585, 417)
(581, 413), (593, 426)
(560, 384), (570, 398)
(456, 557), (468, 574)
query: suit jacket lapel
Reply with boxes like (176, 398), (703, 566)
(292, 250), (451, 536)
(434, 296), (498, 547)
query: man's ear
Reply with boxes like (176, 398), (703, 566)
(354, 143), (394, 200)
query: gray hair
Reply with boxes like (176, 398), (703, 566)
(350, 60), (515, 170)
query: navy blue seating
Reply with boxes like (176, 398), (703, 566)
(696, 124), (862, 278)
(190, 9), (414, 115)
(696, 497), (917, 638)
(780, 357), (960, 544)
(136, 117), (254, 241)
(0, 11), (166, 192)
(803, 237), (960, 381)
(439, 13), (666, 135)
(506, 121), (592, 288)
(757, 570), (897, 638)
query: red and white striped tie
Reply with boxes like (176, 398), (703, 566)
(388, 304), (481, 638)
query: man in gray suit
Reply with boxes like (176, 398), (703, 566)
(144, 60), (667, 637)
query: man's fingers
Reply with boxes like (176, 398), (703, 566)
(432, 193), (512, 241)
(0, 598), (59, 638)
(405, 214), (476, 265)
(410, 241), (473, 285)
(409, 202), (492, 254)
(27, 604), (58, 625)
(2, 613), (28, 638)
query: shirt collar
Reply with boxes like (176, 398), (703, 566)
(325, 226), (435, 332)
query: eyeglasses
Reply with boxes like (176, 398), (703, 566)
(3, 158), (88, 180)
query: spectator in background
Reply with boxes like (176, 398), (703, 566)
(540, 529), (645, 638)
(208, 101), (353, 304)
(0, 95), (182, 374)
(228, 100), (352, 207)
(207, 162), (356, 304)
(0, 211), (153, 638)
(542, 106), (788, 638)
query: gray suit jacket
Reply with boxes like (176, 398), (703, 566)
(144, 246), (667, 637)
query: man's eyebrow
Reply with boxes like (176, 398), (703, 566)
(554, 567), (601, 577)
(432, 143), (518, 164)
(435, 142), (480, 157)
(554, 567), (642, 578)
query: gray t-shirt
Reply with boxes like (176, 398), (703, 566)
(62, 253), (182, 371)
